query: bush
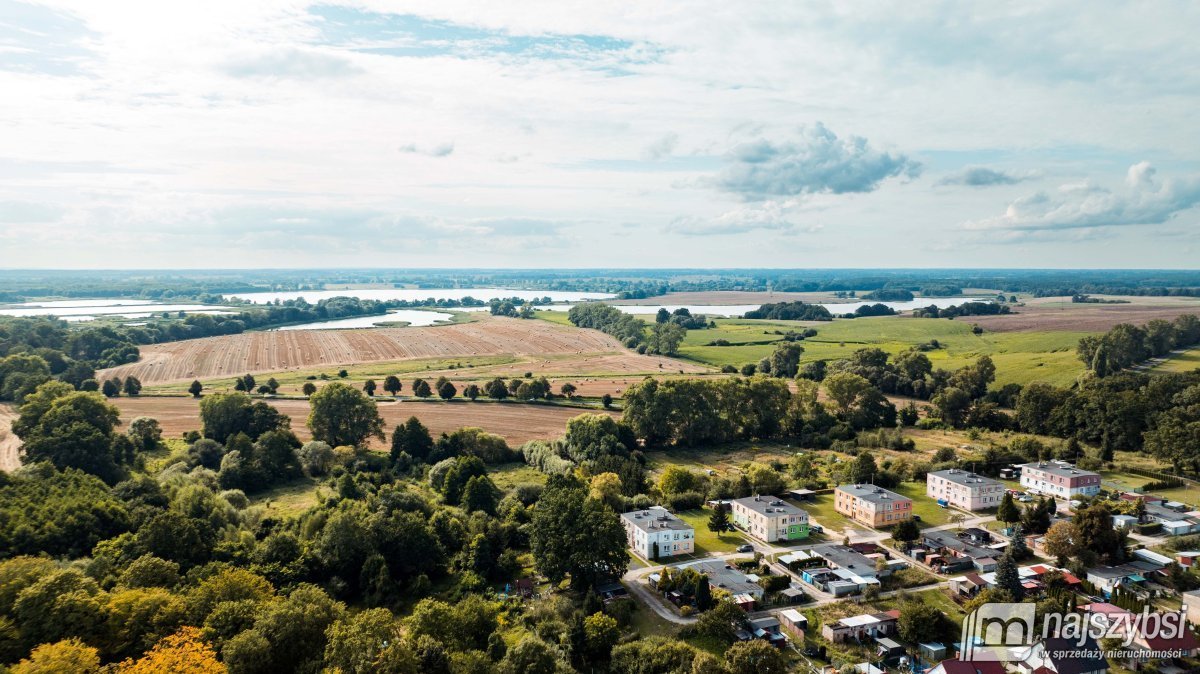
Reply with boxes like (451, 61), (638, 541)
(759, 574), (790, 592)
(680, 605), (695, 617)
(666, 491), (705, 512)
(1138, 522), (1163, 535)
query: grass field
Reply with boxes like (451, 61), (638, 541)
(675, 316), (1090, 387)
(674, 508), (749, 554)
(488, 462), (548, 491)
(1153, 347), (1200, 374)
(250, 477), (327, 516)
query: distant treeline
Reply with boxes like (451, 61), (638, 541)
(743, 301), (834, 321)
(912, 302), (1011, 319)
(567, 304), (647, 347)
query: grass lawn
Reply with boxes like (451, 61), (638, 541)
(488, 462), (548, 491)
(891, 482), (954, 527)
(644, 443), (795, 479)
(627, 598), (680, 637)
(250, 477), (326, 516)
(674, 508), (749, 554)
(795, 492), (870, 537)
(676, 316), (1091, 387)
(532, 311), (575, 326)
(1152, 347), (1200, 374)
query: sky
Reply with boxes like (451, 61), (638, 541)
(1, 1), (1199, 269)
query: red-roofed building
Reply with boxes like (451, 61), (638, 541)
(929, 658), (1006, 674)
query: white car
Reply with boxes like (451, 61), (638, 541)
(1018, 494), (1033, 502)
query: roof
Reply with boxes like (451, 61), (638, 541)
(621, 506), (693, 533)
(811, 544), (880, 576)
(779, 608), (806, 624)
(1132, 549), (1173, 566)
(836, 483), (912, 504)
(1018, 461), (1100, 479)
(934, 659), (1007, 674)
(1080, 602), (1132, 616)
(732, 495), (808, 518)
(876, 637), (903, 650)
(1042, 636), (1107, 674)
(922, 529), (1003, 560)
(1142, 628), (1199, 652)
(928, 469), (1003, 488)
(679, 559), (763, 597)
(750, 616), (780, 629)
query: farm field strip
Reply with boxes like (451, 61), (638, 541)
(110, 396), (615, 447)
(98, 316), (684, 385)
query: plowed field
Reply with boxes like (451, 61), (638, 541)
(112, 396), (616, 447)
(99, 316), (655, 385)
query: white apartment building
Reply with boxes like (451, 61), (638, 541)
(926, 469), (1005, 511)
(620, 506), (694, 559)
(1019, 461), (1101, 498)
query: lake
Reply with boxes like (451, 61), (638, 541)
(274, 309), (456, 330)
(224, 288), (615, 304)
(535, 297), (987, 317)
(0, 302), (234, 319)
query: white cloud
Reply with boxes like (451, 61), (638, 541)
(712, 123), (921, 200)
(965, 162), (1200, 231)
(937, 166), (1036, 187)
(642, 133), (678, 160)
(667, 199), (819, 236)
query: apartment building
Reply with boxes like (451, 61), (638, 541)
(926, 469), (1005, 511)
(620, 506), (694, 559)
(1019, 461), (1101, 498)
(731, 495), (810, 542)
(834, 484), (913, 528)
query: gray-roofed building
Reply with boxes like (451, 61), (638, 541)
(677, 559), (764, 599)
(835, 484), (913, 528)
(620, 506), (694, 559)
(1019, 461), (1100, 498)
(927, 469), (1006, 511)
(731, 495), (810, 542)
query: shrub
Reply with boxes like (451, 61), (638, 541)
(666, 491), (705, 512)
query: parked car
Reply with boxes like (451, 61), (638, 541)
(809, 525), (823, 534)
(912, 515), (922, 522)
(1018, 494), (1033, 502)
(736, 544), (754, 553)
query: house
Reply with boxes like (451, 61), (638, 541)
(920, 529), (1006, 573)
(801, 567), (879, 596)
(821, 610), (900, 644)
(1125, 625), (1200, 669)
(1079, 602), (1134, 637)
(1086, 564), (1154, 597)
(811, 544), (896, 578)
(731, 495), (809, 542)
(928, 658), (1006, 674)
(620, 506), (694, 559)
(1015, 636), (1108, 674)
(927, 469), (1006, 511)
(779, 608), (808, 639)
(1112, 514), (1138, 530)
(919, 642), (949, 662)
(749, 616), (789, 648)
(949, 572), (990, 597)
(1177, 551), (1200, 567)
(966, 564), (1079, 594)
(1018, 461), (1101, 498)
(835, 484), (913, 528)
(673, 559), (764, 599)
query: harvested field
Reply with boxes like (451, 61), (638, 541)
(969, 296), (1200, 332)
(98, 315), (654, 386)
(111, 396), (616, 447)
(0, 404), (20, 472)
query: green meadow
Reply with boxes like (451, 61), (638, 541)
(676, 316), (1090, 387)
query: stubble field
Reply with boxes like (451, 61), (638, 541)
(112, 396), (617, 448)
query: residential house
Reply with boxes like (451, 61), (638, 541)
(1142, 501), (1200, 535)
(927, 469), (1006, 511)
(731, 495), (810, 542)
(748, 616), (789, 648)
(1015, 636), (1108, 674)
(1112, 514), (1138, 531)
(1125, 626), (1200, 669)
(928, 659), (1006, 674)
(1085, 563), (1158, 598)
(835, 484), (913, 528)
(620, 506), (694, 559)
(1177, 551), (1200, 567)
(674, 559), (764, 599)
(821, 610), (900, 644)
(919, 529), (1006, 573)
(1018, 461), (1101, 498)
